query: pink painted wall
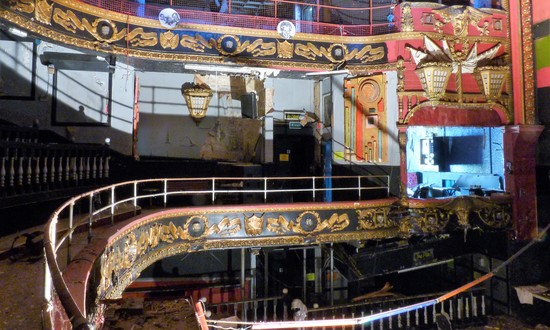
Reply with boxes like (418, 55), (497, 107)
(532, 0), (550, 24)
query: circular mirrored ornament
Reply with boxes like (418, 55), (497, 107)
(277, 20), (296, 40)
(159, 8), (180, 29)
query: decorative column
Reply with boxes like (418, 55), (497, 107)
(397, 124), (409, 206)
(508, 0), (536, 124)
(503, 125), (543, 240)
(505, 0), (541, 240)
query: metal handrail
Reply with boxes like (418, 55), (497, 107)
(78, 0), (397, 36)
(208, 295), (287, 322)
(43, 175), (389, 328)
(309, 287), (486, 314)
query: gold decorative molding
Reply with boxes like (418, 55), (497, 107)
(294, 42), (385, 64)
(407, 195), (513, 233)
(401, 3), (414, 32)
(159, 30), (180, 49)
(404, 35), (511, 123)
(409, 208), (451, 234)
(432, 6), (491, 37)
(1, 2), (511, 73)
(7, 0), (34, 13)
(356, 207), (394, 230)
(475, 205), (511, 229)
(1, 1), (391, 69)
(396, 58), (405, 93)
(35, 0), (53, 25)
(519, 0), (535, 124)
(93, 194), (510, 300)
(277, 40), (294, 59)
(402, 99), (512, 124)
(244, 214), (264, 236)
(266, 211), (351, 235)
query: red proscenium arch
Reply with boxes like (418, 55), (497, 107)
(407, 105), (507, 126)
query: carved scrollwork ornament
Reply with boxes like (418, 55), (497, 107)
(356, 208), (393, 230)
(277, 40), (294, 59)
(95, 19), (116, 41)
(125, 232), (139, 264)
(186, 215), (208, 238)
(400, 3), (414, 32)
(475, 206), (511, 228)
(217, 35), (241, 55)
(327, 44), (347, 63)
(267, 215), (293, 235)
(244, 214), (265, 236)
(410, 208), (450, 234)
(7, 0), (34, 13)
(295, 211), (322, 233)
(35, 0), (53, 25)
(433, 6), (490, 37)
(212, 35), (276, 57)
(396, 57), (405, 92)
(160, 30), (180, 49)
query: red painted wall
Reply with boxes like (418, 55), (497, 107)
(532, 0), (550, 24)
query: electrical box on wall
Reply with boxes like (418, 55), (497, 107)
(420, 138), (434, 165)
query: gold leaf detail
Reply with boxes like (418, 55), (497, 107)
(160, 30), (179, 49)
(35, 0), (53, 25)
(126, 27), (158, 47)
(8, 0), (34, 13)
(277, 40), (294, 59)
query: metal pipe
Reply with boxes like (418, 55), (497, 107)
(264, 249), (269, 299)
(315, 246), (322, 294)
(88, 193), (93, 242)
(212, 178), (216, 204)
(330, 243), (334, 306)
(164, 179), (168, 207)
(241, 248), (247, 321)
(303, 247), (307, 303)
(358, 176), (361, 200)
(251, 250), (257, 321)
(133, 181), (137, 216)
(110, 186), (115, 225)
(312, 177), (316, 201)
(67, 201), (74, 262)
(264, 177), (268, 202)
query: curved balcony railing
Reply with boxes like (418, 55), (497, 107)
(81, 0), (398, 36)
(42, 175), (390, 328)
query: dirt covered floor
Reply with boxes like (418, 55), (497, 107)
(0, 226), (549, 330)
(102, 298), (199, 329)
(1, 251), (549, 330)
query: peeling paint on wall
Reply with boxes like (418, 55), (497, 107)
(200, 117), (262, 162)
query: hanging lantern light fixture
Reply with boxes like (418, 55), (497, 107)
(473, 66), (508, 102)
(181, 82), (213, 123)
(415, 62), (453, 101)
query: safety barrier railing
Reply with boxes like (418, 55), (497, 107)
(208, 294), (288, 323)
(81, 0), (398, 36)
(43, 174), (389, 328)
(307, 288), (487, 329)
(201, 288), (486, 328)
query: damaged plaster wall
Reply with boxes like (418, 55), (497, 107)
(200, 117), (262, 162)
(137, 72), (315, 162)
